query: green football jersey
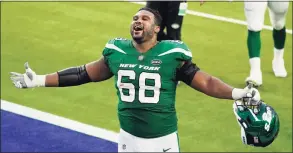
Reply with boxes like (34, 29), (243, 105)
(102, 38), (192, 138)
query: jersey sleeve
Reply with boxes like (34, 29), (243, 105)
(102, 39), (113, 67)
(174, 41), (200, 70)
(177, 42), (192, 61)
(102, 37), (128, 56)
(102, 38), (128, 66)
(102, 38), (115, 57)
(168, 41), (200, 84)
(162, 40), (193, 62)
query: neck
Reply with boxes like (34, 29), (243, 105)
(133, 38), (158, 53)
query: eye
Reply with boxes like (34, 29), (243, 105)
(142, 16), (149, 21)
(133, 16), (138, 21)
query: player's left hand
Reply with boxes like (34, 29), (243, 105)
(242, 86), (261, 105)
(232, 85), (260, 103)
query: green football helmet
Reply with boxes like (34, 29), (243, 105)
(233, 100), (280, 147)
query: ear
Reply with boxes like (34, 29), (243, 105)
(154, 25), (160, 33)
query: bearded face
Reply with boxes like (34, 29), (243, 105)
(130, 10), (160, 44)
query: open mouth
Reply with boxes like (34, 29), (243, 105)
(133, 24), (143, 32)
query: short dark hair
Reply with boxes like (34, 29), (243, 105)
(138, 7), (162, 26)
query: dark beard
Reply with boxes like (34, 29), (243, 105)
(133, 37), (144, 44)
(131, 25), (154, 44)
(131, 30), (145, 44)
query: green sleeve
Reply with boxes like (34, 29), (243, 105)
(102, 39), (116, 66)
(162, 40), (193, 61)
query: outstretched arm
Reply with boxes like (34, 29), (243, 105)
(189, 71), (235, 99)
(45, 57), (113, 87)
(177, 61), (248, 100)
(10, 57), (113, 88)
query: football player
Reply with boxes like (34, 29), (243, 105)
(10, 7), (260, 152)
(244, 0), (289, 86)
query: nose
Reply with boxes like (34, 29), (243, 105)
(135, 20), (142, 24)
(135, 17), (143, 23)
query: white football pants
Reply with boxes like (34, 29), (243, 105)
(118, 129), (180, 152)
(244, 0), (289, 31)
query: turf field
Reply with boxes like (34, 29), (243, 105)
(1, 2), (292, 152)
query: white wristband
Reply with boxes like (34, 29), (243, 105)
(36, 75), (46, 87)
(232, 88), (246, 100)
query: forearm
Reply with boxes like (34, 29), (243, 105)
(202, 77), (248, 100)
(45, 73), (59, 87)
(177, 61), (232, 99)
(194, 75), (234, 99)
(39, 57), (112, 87)
(42, 65), (92, 87)
(190, 71), (247, 100)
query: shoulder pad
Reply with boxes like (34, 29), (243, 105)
(113, 37), (128, 41)
(107, 37), (131, 46)
(106, 37), (127, 44)
(159, 40), (192, 60)
(161, 40), (190, 50)
(103, 38), (130, 56)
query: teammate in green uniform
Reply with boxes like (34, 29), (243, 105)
(10, 7), (260, 152)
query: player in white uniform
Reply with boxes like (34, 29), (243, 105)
(244, 0), (289, 86)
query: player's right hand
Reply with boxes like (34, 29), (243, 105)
(10, 62), (45, 88)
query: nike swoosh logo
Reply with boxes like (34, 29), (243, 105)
(163, 148), (171, 152)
